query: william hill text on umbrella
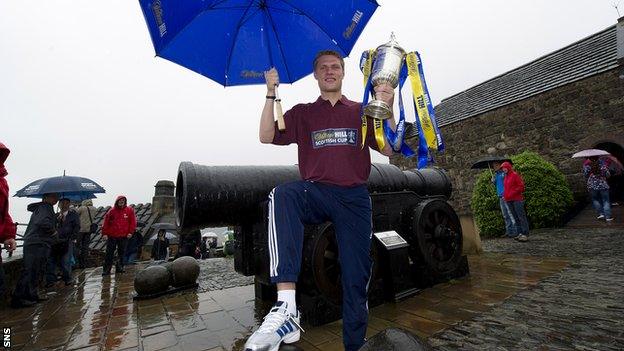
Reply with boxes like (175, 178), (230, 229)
(312, 128), (357, 149)
(343, 10), (364, 39)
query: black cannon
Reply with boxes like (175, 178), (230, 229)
(176, 162), (469, 325)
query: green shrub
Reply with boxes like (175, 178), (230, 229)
(471, 151), (573, 238)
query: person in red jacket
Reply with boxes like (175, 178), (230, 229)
(101, 195), (136, 275)
(501, 161), (529, 242)
(0, 142), (17, 295)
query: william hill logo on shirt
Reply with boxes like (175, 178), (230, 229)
(312, 128), (357, 149)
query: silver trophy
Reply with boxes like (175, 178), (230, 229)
(363, 33), (406, 120)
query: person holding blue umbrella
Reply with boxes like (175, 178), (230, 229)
(11, 192), (59, 308)
(139, 2), (382, 349)
(245, 51), (396, 351)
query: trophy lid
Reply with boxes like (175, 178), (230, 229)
(376, 32), (406, 55)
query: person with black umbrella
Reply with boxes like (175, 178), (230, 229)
(472, 156), (516, 238)
(11, 192), (59, 308)
(491, 161), (516, 237)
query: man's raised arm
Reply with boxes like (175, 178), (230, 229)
(260, 68), (279, 144)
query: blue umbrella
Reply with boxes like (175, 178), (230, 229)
(14, 174), (106, 200)
(139, 0), (379, 86)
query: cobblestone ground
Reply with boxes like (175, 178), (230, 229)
(196, 258), (253, 292)
(3, 230), (621, 350)
(429, 228), (624, 350)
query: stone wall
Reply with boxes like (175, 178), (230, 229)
(393, 69), (624, 215)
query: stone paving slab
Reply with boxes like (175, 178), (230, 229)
(2, 228), (620, 350)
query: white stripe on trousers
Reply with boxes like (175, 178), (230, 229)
(502, 200), (517, 225)
(268, 188), (279, 277)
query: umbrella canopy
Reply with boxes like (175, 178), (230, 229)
(147, 231), (178, 244)
(139, 0), (379, 86)
(150, 222), (177, 231)
(14, 175), (105, 199)
(57, 193), (97, 202)
(202, 232), (218, 238)
(471, 156), (512, 169)
(572, 149), (611, 158)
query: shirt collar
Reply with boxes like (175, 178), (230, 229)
(314, 95), (355, 106)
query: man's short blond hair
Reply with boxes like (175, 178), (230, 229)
(313, 50), (345, 71)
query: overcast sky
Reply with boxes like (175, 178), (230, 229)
(1, 0), (619, 223)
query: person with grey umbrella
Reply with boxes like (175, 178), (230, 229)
(151, 229), (169, 261)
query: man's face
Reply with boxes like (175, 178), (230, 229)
(59, 199), (70, 211)
(117, 198), (126, 207)
(492, 162), (501, 170)
(313, 55), (344, 93)
(45, 193), (59, 205)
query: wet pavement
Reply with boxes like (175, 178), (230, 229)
(1, 227), (621, 350)
(429, 227), (624, 350)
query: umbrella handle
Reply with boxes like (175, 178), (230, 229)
(274, 85), (286, 131)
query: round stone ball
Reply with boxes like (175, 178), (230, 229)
(170, 256), (200, 288)
(134, 265), (170, 296)
(162, 261), (175, 285)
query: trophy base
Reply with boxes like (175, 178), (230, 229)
(363, 100), (393, 120)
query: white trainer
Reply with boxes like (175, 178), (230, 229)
(244, 301), (303, 351)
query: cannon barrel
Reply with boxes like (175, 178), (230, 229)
(176, 162), (452, 230)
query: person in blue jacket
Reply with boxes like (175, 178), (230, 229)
(491, 161), (516, 237)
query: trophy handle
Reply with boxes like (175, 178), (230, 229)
(274, 85), (286, 131)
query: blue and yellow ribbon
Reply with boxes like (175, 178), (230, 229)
(360, 50), (385, 151)
(360, 50), (443, 167)
(406, 52), (444, 153)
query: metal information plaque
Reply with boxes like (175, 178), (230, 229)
(374, 231), (409, 249)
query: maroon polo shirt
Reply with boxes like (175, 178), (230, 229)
(273, 95), (381, 187)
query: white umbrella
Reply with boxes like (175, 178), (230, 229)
(148, 231), (177, 244)
(202, 232), (217, 238)
(572, 149), (611, 158)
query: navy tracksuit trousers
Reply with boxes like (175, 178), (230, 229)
(268, 180), (372, 351)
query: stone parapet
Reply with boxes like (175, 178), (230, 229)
(152, 180), (175, 216)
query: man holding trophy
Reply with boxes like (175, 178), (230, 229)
(245, 42), (404, 351)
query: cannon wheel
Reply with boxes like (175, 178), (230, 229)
(411, 199), (463, 275)
(301, 223), (379, 306)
